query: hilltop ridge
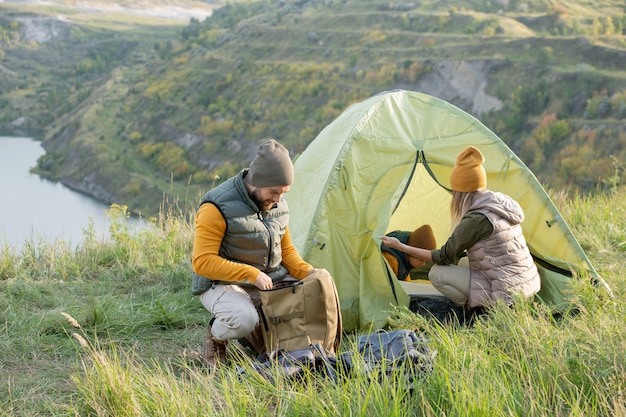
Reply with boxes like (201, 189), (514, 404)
(0, 0), (624, 216)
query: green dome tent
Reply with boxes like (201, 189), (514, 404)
(286, 90), (611, 332)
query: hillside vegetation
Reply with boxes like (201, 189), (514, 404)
(0, 0), (625, 216)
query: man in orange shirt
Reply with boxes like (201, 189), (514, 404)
(191, 139), (317, 367)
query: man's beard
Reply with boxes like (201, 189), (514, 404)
(250, 189), (276, 211)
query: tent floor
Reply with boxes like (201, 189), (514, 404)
(399, 280), (482, 326)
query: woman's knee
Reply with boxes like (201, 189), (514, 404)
(428, 265), (446, 286)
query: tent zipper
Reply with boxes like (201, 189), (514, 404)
(419, 149), (452, 193)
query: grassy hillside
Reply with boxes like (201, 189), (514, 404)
(0, 0), (625, 216)
(0, 189), (624, 415)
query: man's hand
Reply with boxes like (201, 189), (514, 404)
(253, 271), (274, 290)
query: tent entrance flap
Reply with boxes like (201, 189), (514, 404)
(387, 164), (451, 247)
(383, 163), (450, 299)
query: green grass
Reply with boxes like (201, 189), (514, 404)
(1, 189), (625, 416)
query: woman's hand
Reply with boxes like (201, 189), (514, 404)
(380, 235), (401, 249)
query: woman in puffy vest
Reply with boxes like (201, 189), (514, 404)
(380, 146), (541, 311)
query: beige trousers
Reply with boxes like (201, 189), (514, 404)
(199, 284), (261, 342)
(198, 277), (298, 343)
(428, 257), (470, 306)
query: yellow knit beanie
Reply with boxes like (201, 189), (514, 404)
(450, 146), (487, 192)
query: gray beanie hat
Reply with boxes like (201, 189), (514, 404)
(247, 139), (294, 187)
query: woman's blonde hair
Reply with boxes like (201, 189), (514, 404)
(450, 190), (479, 230)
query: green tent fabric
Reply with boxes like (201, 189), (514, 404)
(286, 89), (611, 332)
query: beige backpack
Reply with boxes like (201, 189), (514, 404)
(259, 269), (342, 356)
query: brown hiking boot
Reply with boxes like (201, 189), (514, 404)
(203, 324), (227, 368)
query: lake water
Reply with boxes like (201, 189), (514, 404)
(0, 136), (146, 250)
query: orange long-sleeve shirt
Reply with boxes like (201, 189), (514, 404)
(192, 202), (312, 284)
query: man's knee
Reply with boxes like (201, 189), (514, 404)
(200, 285), (260, 341)
(211, 305), (259, 341)
(233, 307), (260, 336)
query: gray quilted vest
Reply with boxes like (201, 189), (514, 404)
(191, 172), (289, 295)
